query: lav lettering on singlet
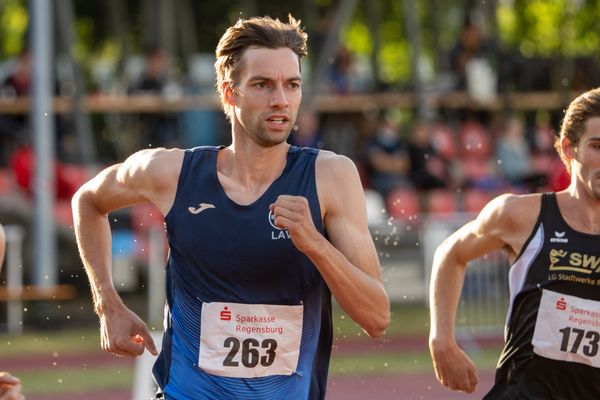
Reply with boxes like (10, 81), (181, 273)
(198, 302), (303, 378)
(532, 289), (600, 368)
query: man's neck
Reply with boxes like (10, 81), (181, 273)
(558, 184), (600, 234)
(217, 138), (289, 204)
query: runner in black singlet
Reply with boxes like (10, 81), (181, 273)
(429, 87), (600, 399)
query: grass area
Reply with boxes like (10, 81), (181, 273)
(18, 365), (133, 396)
(333, 302), (431, 338)
(0, 303), (433, 357)
(0, 328), (102, 357)
(330, 347), (501, 376)
(0, 302), (501, 396)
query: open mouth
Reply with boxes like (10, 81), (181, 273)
(266, 116), (288, 127)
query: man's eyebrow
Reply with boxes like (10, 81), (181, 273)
(248, 75), (302, 82)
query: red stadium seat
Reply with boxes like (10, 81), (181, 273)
(130, 203), (165, 233)
(459, 158), (493, 182)
(427, 189), (458, 216)
(0, 168), (16, 195)
(54, 199), (74, 228)
(386, 188), (420, 223)
(459, 121), (492, 159)
(462, 189), (493, 214)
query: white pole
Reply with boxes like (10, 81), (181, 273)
(148, 228), (166, 329)
(5, 225), (25, 334)
(30, 0), (57, 287)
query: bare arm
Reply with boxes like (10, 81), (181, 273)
(72, 148), (182, 357)
(272, 152), (390, 337)
(429, 193), (539, 393)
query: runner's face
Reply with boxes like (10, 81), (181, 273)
(232, 47), (302, 147)
(571, 117), (600, 200)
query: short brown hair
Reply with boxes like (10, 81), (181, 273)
(214, 15), (308, 119)
(555, 87), (600, 174)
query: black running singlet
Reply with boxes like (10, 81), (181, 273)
(484, 193), (600, 399)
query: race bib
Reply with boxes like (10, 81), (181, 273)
(198, 301), (303, 378)
(532, 289), (600, 367)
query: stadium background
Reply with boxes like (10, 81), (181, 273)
(1, 0), (598, 398)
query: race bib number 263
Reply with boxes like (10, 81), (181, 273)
(532, 289), (600, 367)
(198, 302), (303, 378)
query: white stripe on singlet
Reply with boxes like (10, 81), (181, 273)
(504, 223), (544, 339)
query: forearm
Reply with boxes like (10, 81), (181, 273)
(429, 247), (468, 345)
(72, 190), (123, 315)
(305, 235), (390, 337)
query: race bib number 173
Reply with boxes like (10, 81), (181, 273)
(532, 289), (600, 368)
(198, 302), (303, 378)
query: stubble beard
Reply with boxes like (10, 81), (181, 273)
(253, 122), (292, 148)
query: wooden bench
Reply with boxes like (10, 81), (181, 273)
(0, 284), (77, 302)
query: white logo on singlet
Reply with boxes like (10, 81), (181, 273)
(188, 203), (216, 214)
(268, 209), (291, 240)
(550, 231), (568, 243)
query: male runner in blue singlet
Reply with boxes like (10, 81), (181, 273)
(429, 87), (600, 398)
(72, 15), (390, 399)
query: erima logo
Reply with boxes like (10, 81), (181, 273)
(188, 203), (215, 214)
(550, 231), (568, 243)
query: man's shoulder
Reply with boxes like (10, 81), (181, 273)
(492, 192), (542, 212)
(136, 146), (183, 162)
(123, 147), (185, 183)
(315, 150), (355, 170)
(480, 192), (542, 233)
(315, 150), (360, 182)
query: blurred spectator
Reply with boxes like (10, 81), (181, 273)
(530, 110), (558, 185)
(0, 50), (31, 166)
(1, 51), (31, 97)
(407, 120), (448, 190)
(327, 45), (355, 94)
(364, 114), (411, 197)
(289, 109), (323, 148)
(495, 115), (545, 191)
(455, 116), (501, 190)
(129, 47), (180, 148)
(131, 47), (170, 93)
(532, 110), (557, 154)
(0, 49), (69, 164)
(449, 15), (498, 100)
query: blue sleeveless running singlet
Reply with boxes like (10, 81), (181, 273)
(152, 146), (332, 400)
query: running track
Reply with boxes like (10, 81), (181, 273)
(13, 334), (499, 400)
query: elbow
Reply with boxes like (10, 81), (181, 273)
(365, 314), (390, 338)
(71, 185), (90, 215)
(71, 184), (103, 221)
(364, 300), (391, 338)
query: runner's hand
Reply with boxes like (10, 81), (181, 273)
(430, 339), (479, 393)
(0, 371), (25, 400)
(270, 195), (321, 254)
(99, 305), (158, 357)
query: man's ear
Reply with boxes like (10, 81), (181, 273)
(222, 81), (236, 107)
(561, 137), (576, 160)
